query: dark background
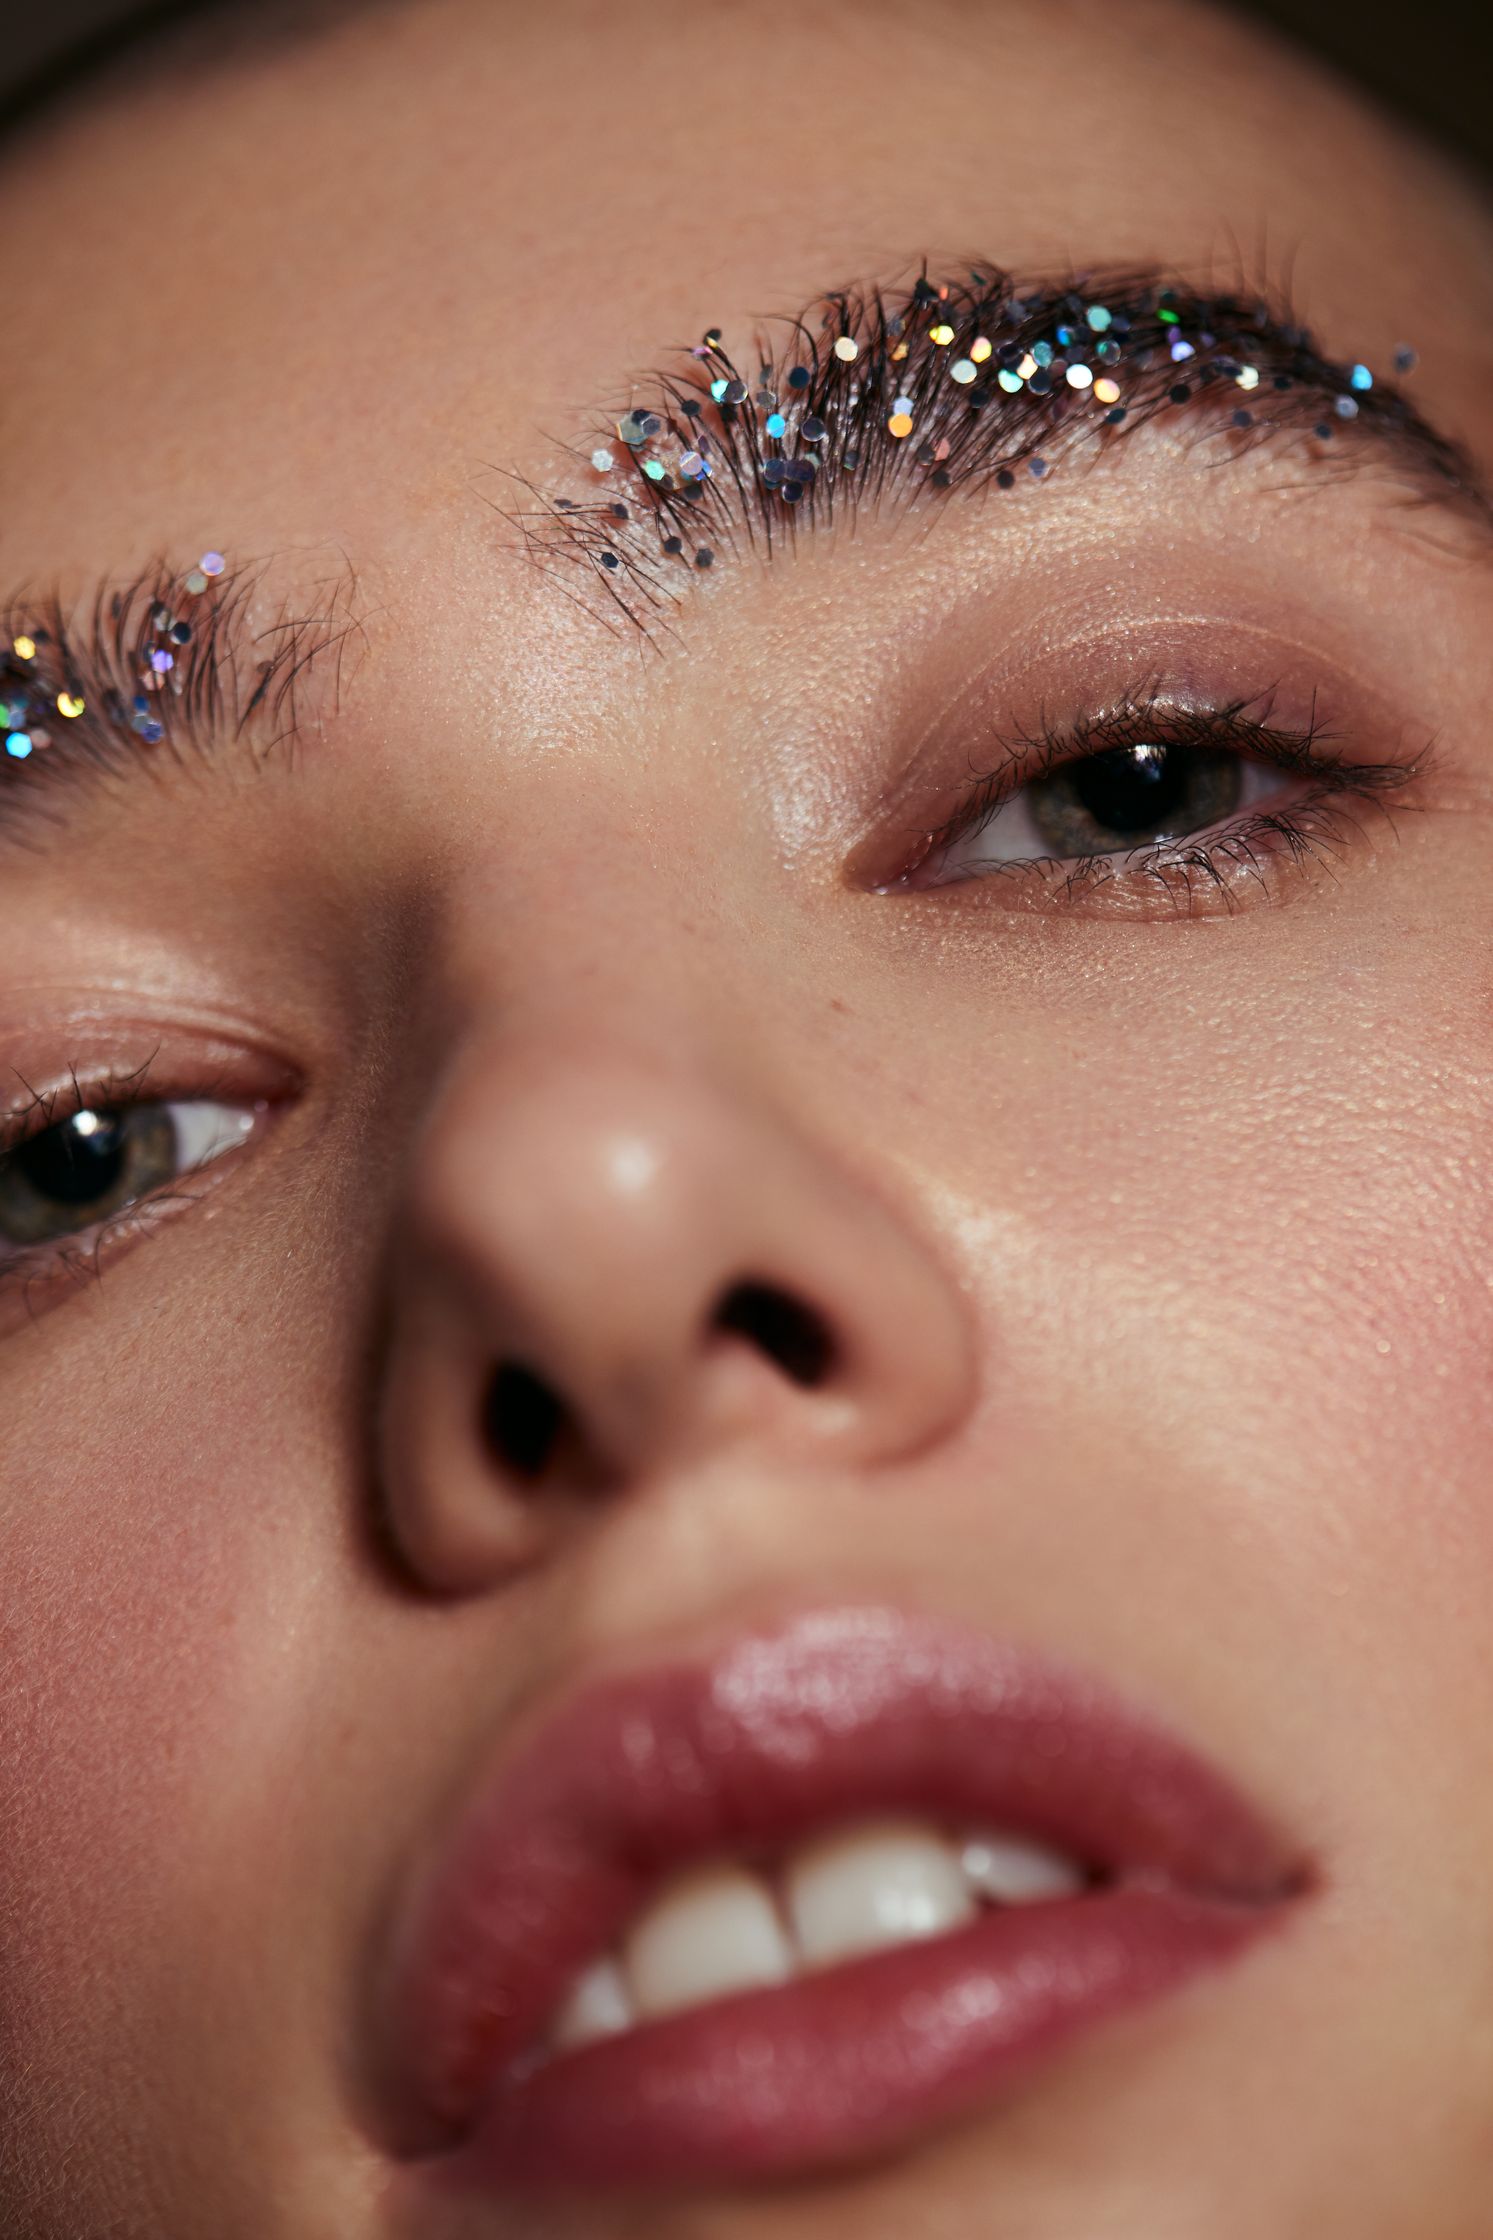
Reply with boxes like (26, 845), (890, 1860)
(0, 0), (1490, 186)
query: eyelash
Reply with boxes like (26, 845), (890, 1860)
(0, 1055), (236, 1316)
(887, 694), (1440, 916)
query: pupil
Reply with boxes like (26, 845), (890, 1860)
(19, 1110), (129, 1206)
(1072, 743), (1187, 836)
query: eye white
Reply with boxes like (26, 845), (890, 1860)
(166, 1100), (260, 1174)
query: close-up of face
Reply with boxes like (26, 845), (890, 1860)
(0, 0), (1490, 2233)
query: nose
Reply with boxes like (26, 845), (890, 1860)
(377, 1038), (978, 1593)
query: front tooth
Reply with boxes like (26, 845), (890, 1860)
(785, 1817), (976, 1969)
(961, 1830), (1088, 1905)
(551, 1955), (636, 2049)
(623, 1862), (795, 2021)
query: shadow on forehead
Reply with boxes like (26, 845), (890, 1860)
(0, 0), (408, 147)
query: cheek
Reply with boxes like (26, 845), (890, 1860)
(0, 1297), (333, 2190)
(921, 905), (1492, 1633)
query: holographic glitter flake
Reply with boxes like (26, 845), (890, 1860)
(1065, 363), (1093, 390)
(591, 447), (616, 472)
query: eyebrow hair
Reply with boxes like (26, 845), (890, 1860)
(0, 553), (362, 851)
(506, 258), (1493, 641)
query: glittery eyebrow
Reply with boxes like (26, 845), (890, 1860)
(0, 553), (363, 850)
(505, 259), (1493, 641)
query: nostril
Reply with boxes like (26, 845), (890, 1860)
(712, 1280), (836, 1388)
(483, 1360), (568, 1480)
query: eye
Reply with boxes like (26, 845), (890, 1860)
(0, 1098), (259, 1251)
(915, 738), (1287, 884)
(883, 701), (1432, 918)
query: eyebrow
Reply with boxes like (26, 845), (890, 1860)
(0, 552), (362, 852)
(507, 259), (1493, 639)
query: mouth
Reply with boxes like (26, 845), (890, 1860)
(375, 1604), (1313, 2195)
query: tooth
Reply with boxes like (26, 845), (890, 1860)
(961, 1830), (1087, 1905)
(551, 1955), (636, 2050)
(623, 1862), (795, 2021)
(785, 1817), (976, 1969)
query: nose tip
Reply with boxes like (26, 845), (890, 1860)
(375, 1045), (977, 1592)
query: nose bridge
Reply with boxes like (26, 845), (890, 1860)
(377, 1023), (979, 1592)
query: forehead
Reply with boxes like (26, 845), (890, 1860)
(1, 0), (1489, 580)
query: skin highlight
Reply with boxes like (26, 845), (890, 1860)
(0, 2), (1490, 2236)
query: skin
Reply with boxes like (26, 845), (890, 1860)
(0, 0), (1491, 2233)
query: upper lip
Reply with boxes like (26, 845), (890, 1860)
(373, 1602), (1310, 2154)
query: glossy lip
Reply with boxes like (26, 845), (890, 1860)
(375, 1604), (1313, 2194)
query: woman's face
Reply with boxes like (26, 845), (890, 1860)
(1, 0), (1490, 2233)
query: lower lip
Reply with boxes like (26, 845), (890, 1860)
(418, 1882), (1280, 2194)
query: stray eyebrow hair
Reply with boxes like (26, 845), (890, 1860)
(0, 553), (362, 850)
(506, 258), (1493, 640)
